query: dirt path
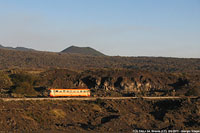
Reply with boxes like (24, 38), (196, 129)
(0, 96), (198, 101)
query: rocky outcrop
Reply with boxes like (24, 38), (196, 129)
(81, 76), (155, 96)
(76, 69), (199, 97)
(3, 68), (198, 97)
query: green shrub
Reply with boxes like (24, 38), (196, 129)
(12, 82), (37, 96)
(0, 72), (13, 89)
(11, 73), (36, 86)
(11, 73), (38, 96)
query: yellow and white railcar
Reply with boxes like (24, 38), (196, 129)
(49, 88), (90, 97)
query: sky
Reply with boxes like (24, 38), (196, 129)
(0, 0), (199, 58)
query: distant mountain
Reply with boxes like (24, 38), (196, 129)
(61, 46), (105, 56)
(0, 44), (5, 48)
(0, 44), (35, 51)
(15, 47), (35, 51)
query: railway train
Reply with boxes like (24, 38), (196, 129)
(49, 88), (90, 97)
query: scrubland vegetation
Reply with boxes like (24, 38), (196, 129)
(0, 98), (199, 132)
(0, 49), (200, 73)
(0, 48), (199, 131)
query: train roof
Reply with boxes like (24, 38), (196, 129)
(49, 88), (90, 90)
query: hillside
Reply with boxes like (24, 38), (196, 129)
(0, 48), (200, 73)
(0, 98), (199, 132)
(61, 46), (105, 56)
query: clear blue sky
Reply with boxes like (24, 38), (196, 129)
(0, 0), (199, 57)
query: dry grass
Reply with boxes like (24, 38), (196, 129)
(91, 104), (102, 112)
(50, 109), (66, 118)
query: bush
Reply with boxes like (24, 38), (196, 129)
(11, 73), (36, 86)
(12, 82), (37, 96)
(11, 73), (38, 97)
(0, 72), (13, 89)
(186, 87), (200, 96)
(95, 98), (104, 105)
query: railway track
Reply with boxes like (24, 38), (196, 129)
(0, 96), (199, 101)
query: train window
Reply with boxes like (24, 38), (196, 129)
(63, 90), (65, 92)
(56, 90), (58, 92)
(80, 90), (82, 93)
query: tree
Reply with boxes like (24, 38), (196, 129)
(11, 73), (38, 97)
(0, 72), (12, 89)
(13, 82), (37, 96)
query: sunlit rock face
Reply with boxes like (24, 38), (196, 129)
(80, 75), (156, 95)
